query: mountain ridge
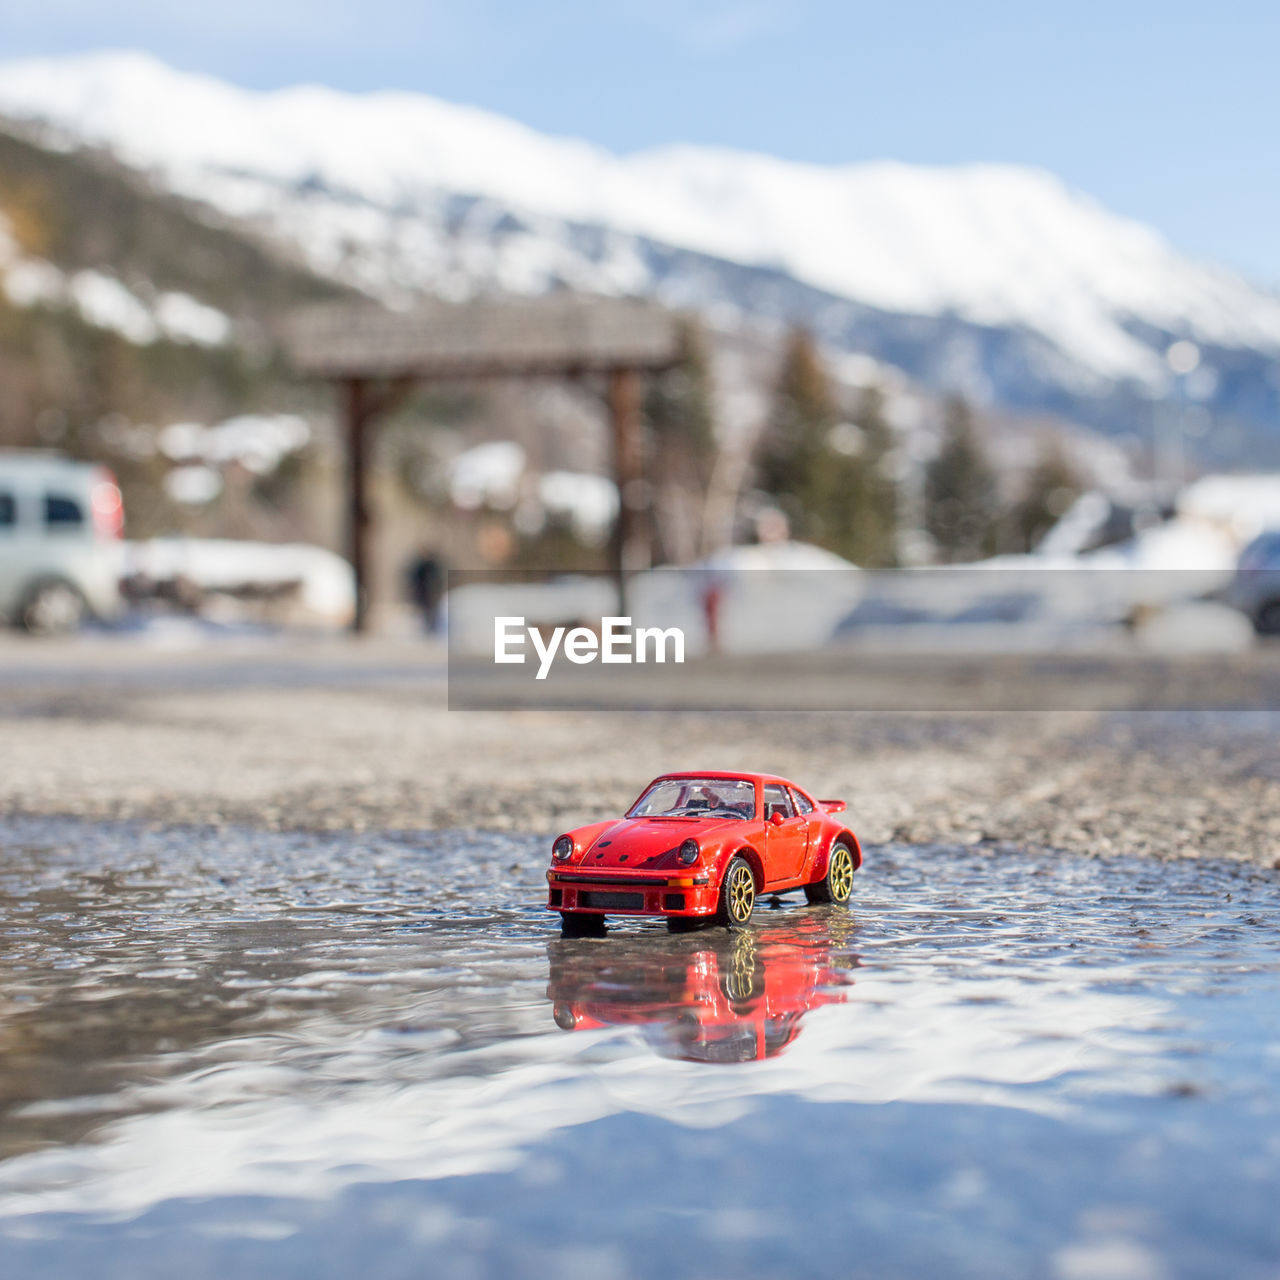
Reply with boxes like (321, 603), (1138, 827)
(0, 50), (1277, 461)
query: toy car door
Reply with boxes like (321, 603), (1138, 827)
(762, 783), (809, 883)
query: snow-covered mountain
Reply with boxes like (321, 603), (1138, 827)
(1, 51), (1278, 457)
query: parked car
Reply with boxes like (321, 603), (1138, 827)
(546, 771), (861, 935)
(0, 452), (124, 633)
(1228, 531), (1280, 635)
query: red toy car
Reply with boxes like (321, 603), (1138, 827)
(546, 771), (861, 935)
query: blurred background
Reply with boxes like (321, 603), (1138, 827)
(0, 1), (1278, 645)
(3, 16), (1280, 1274)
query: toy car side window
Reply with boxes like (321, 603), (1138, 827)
(789, 788), (814, 815)
(763, 784), (793, 821)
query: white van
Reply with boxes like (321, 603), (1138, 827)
(0, 452), (124, 632)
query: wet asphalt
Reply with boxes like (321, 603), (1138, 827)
(0, 817), (1278, 1278)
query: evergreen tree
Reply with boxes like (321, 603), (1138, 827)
(924, 396), (999, 562)
(645, 318), (717, 563)
(813, 385), (897, 566)
(1010, 436), (1083, 552)
(757, 327), (834, 521)
(756, 328), (897, 565)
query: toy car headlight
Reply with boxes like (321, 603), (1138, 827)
(552, 836), (574, 861)
(678, 839), (700, 865)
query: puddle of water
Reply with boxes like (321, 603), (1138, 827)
(0, 817), (1278, 1279)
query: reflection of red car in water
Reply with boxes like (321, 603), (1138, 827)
(547, 916), (857, 1064)
(547, 771), (861, 936)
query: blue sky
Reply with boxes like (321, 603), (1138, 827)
(3, 0), (1277, 283)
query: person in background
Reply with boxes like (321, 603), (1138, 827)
(406, 550), (446, 633)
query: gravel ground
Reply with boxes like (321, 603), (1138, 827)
(1, 634), (1277, 865)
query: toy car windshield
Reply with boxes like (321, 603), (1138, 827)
(628, 777), (755, 819)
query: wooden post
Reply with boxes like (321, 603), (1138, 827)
(609, 366), (649, 614)
(341, 375), (418, 634)
(344, 377), (372, 633)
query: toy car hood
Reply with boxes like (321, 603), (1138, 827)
(577, 816), (737, 868)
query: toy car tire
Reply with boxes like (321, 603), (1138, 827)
(715, 856), (757, 930)
(559, 912), (606, 938)
(804, 840), (856, 906)
(666, 915), (703, 934)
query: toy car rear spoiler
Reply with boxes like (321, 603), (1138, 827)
(819, 799), (846, 814)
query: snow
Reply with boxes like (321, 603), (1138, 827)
(123, 538), (354, 622)
(448, 441), (525, 510)
(1084, 518), (1238, 574)
(2, 51), (1279, 385)
(1177, 473), (1280, 541)
(163, 464), (223, 505)
(694, 540), (860, 573)
(445, 449), (619, 538)
(2, 257), (63, 307)
(154, 291), (231, 345)
(158, 414), (310, 474)
(1034, 491), (1117, 559)
(538, 471), (618, 537)
(0, 243), (231, 347)
(996, 510), (1239, 579)
(69, 270), (158, 343)
(833, 500), (1249, 654)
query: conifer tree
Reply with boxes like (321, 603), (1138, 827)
(924, 396), (999, 562)
(645, 318), (717, 563)
(757, 327), (834, 519)
(1011, 436), (1083, 552)
(757, 328), (897, 565)
(812, 384), (897, 566)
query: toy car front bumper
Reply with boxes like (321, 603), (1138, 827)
(546, 870), (717, 916)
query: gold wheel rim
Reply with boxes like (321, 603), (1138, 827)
(728, 864), (755, 921)
(830, 847), (854, 901)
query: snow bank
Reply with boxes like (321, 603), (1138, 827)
(1178, 473), (1280, 542)
(123, 539), (353, 624)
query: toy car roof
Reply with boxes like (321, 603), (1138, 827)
(647, 770), (804, 788)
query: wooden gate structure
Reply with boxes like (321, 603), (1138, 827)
(287, 296), (681, 632)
